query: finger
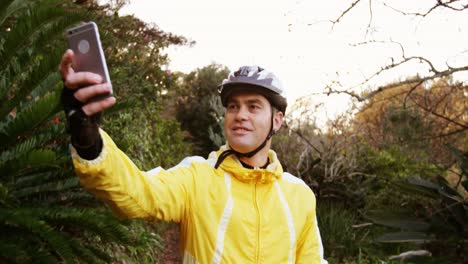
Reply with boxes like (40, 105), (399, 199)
(59, 49), (75, 80)
(82, 96), (116, 116)
(74, 83), (112, 103)
(65, 72), (103, 89)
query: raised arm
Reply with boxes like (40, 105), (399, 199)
(59, 49), (115, 160)
(60, 50), (193, 222)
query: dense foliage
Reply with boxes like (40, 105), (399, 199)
(1, 0), (466, 263)
(0, 0), (191, 262)
(171, 64), (229, 157)
(272, 79), (467, 263)
(0, 0), (133, 262)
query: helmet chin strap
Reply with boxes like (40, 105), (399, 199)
(215, 109), (275, 169)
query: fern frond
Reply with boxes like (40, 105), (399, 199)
(11, 149), (57, 173)
(27, 72), (62, 107)
(14, 168), (66, 188)
(0, 239), (29, 263)
(0, 231), (58, 263)
(40, 207), (131, 245)
(69, 238), (110, 264)
(12, 177), (79, 198)
(46, 191), (99, 207)
(0, 51), (63, 119)
(0, 1), (82, 76)
(0, 0), (29, 26)
(0, 124), (62, 169)
(86, 243), (114, 263)
(0, 208), (76, 262)
(0, 90), (61, 146)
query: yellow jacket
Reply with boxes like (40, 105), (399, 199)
(72, 130), (327, 264)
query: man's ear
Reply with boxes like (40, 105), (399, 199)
(273, 110), (284, 132)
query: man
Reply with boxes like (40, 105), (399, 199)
(60, 49), (327, 264)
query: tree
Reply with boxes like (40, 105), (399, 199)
(172, 64), (230, 157)
(0, 0), (194, 262)
(365, 146), (468, 263)
(0, 0), (134, 262)
(353, 78), (466, 166)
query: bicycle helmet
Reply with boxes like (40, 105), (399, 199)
(218, 66), (287, 114)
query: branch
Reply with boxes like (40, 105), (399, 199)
(403, 80), (424, 108)
(408, 95), (468, 129)
(365, 0), (374, 36)
(330, 0), (363, 25)
(326, 51), (468, 102)
(284, 124), (322, 155)
(384, 0), (468, 17)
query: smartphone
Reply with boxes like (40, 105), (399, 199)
(66, 21), (112, 96)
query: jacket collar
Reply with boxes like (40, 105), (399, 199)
(208, 145), (283, 184)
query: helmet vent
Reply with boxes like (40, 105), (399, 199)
(234, 66), (263, 77)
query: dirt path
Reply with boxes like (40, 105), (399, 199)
(158, 225), (182, 264)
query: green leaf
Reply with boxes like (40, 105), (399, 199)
(375, 231), (432, 243)
(15, 169), (65, 188)
(37, 207), (131, 245)
(407, 175), (439, 190)
(0, 208), (76, 262)
(365, 211), (430, 231)
(0, 54), (62, 119)
(392, 177), (439, 199)
(0, 126), (61, 171)
(0, 1), (77, 77)
(0, 90), (60, 146)
(12, 177), (79, 198)
(0, 0), (29, 26)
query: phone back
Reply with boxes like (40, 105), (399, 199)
(66, 22), (111, 85)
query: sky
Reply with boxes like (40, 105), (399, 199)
(120, 0), (468, 124)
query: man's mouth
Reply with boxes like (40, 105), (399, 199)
(232, 126), (252, 132)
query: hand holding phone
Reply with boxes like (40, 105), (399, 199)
(66, 21), (112, 94)
(61, 21), (115, 116)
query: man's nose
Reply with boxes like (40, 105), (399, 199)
(235, 105), (249, 120)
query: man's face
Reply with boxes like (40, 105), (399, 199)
(224, 91), (283, 153)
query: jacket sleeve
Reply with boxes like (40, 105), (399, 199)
(71, 129), (194, 222)
(295, 192), (328, 264)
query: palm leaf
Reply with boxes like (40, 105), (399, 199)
(0, 208), (76, 262)
(41, 207), (131, 245)
(69, 237), (109, 264)
(0, 0), (29, 26)
(28, 72), (62, 106)
(375, 231), (433, 243)
(12, 177), (79, 198)
(0, 124), (62, 171)
(10, 149), (58, 173)
(44, 191), (97, 206)
(0, 90), (61, 146)
(0, 51), (63, 119)
(365, 210), (430, 231)
(0, 1), (79, 77)
(392, 176), (440, 199)
(15, 168), (65, 188)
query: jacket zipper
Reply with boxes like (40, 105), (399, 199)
(253, 181), (261, 263)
